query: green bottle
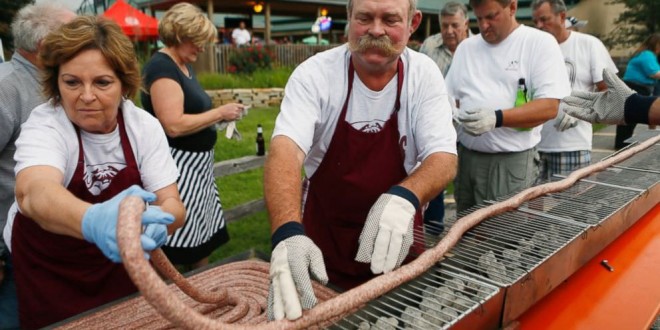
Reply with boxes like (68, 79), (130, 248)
(514, 78), (532, 132)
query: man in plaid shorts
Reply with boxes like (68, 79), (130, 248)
(532, 0), (617, 180)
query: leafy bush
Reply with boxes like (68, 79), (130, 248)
(197, 66), (293, 89)
(228, 45), (274, 74)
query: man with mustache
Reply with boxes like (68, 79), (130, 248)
(444, 0), (570, 212)
(264, 0), (458, 321)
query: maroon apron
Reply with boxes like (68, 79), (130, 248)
(12, 111), (140, 329)
(303, 58), (424, 290)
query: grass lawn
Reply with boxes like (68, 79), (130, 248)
(210, 107), (277, 263)
(214, 106), (279, 161)
(209, 211), (271, 262)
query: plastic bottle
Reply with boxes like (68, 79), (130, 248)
(514, 78), (532, 131)
(515, 78), (528, 107)
(256, 124), (265, 156)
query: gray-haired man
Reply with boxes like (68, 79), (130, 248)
(419, 1), (471, 76)
(0, 3), (75, 327)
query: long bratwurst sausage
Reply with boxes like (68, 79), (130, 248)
(117, 133), (660, 329)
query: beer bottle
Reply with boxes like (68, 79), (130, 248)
(256, 124), (265, 156)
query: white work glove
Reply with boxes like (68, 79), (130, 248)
(561, 69), (634, 125)
(267, 222), (328, 321)
(457, 108), (497, 136)
(553, 110), (579, 132)
(355, 186), (418, 274)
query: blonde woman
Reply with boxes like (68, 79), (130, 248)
(140, 3), (244, 270)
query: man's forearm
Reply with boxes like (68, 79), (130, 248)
(503, 98), (560, 128)
(264, 136), (305, 233)
(398, 152), (457, 205)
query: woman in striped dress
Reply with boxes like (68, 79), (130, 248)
(140, 3), (246, 270)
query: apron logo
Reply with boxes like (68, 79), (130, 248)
(84, 163), (126, 196)
(355, 120), (385, 133)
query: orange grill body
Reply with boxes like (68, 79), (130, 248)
(518, 203), (660, 329)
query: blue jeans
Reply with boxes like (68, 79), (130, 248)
(0, 255), (19, 330)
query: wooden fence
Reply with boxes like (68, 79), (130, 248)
(212, 44), (338, 73)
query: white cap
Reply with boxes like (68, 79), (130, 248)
(565, 16), (588, 29)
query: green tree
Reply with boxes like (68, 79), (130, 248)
(0, 0), (33, 57)
(604, 0), (660, 49)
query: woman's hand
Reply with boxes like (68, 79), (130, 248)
(216, 103), (245, 122)
(81, 185), (175, 262)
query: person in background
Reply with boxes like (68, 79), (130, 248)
(217, 27), (231, 45)
(2, 16), (185, 329)
(418, 0), (471, 235)
(0, 3), (76, 328)
(419, 1), (471, 76)
(445, 0), (570, 212)
(614, 33), (660, 149)
(655, 53), (660, 97)
(141, 3), (245, 271)
(265, 0), (457, 321)
(655, 60), (660, 129)
(232, 20), (252, 47)
(531, 0), (617, 181)
(564, 16), (587, 32)
(562, 68), (660, 126)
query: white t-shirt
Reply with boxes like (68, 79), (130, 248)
(232, 28), (251, 46)
(273, 44), (457, 178)
(4, 99), (178, 250)
(445, 25), (571, 153)
(538, 31), (618, 152)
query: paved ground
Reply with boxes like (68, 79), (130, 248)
(443, 124), (659, 219)
(591, 124), (617, 162)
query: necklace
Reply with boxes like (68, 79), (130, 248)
(161, 48), (189, 76)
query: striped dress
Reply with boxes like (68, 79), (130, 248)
(140, 51), (229, 265)
(162, 148), (229, 264)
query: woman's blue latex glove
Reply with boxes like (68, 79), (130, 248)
(81, 185), (174, 262)
(141, 206), (170, 252)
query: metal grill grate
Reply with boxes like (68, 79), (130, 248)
(576, 167), (660, 191)
(517, 178), (644, 226)
(440, 208), (585, 285)
(613, 144), (660, 173)
(328, 264), (499, 329)
(333, 139), (660, 329)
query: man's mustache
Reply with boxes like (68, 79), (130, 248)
(350, 35), (398, 56)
